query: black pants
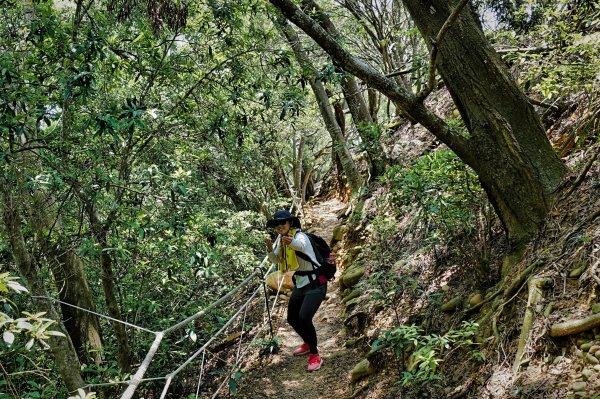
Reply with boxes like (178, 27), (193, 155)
(287, 283), (327, 355)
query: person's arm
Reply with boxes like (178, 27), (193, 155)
(288, 232), (311, 253)
(266, 236), (281, 264)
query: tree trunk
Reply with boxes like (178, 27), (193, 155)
(278, 18), (364, 193)
(401, 0), (567, 244)
(0, 177), (85, 392)
(341, 76), (387, 178)
(52, 250), (104, 364)
(86, 206), (132, 373)
(269, 0), (567, 246)
(301, 0), (387, 178)
(367, 86), (379, 123)
(10, 102), (104, 365)
(293, 135), (305, 203)
(301, 168), (314, 203)
(27, 190), (104, 365)
(332, 100), (350, 194)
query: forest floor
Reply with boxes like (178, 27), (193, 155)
(229, 198), (365, 399)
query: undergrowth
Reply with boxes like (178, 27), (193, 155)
(381, 149), (495, 272)
(369, 321), (483, 394)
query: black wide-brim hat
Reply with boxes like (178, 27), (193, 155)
(266, 210), (300, 228)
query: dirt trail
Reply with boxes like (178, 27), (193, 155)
(235, 198), (363, 399)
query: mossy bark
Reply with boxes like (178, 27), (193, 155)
(28, 191), (103, 365)
(401, 0), (567, 246)
(1, 179), (85, 392)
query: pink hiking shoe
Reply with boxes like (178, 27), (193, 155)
(307, 353), (323, 371)
(293, 342), (310, 356)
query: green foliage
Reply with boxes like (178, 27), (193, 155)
(384, 150), (485, 246)
(0, 274), (69, 398)
(0, 0), (299, 394)
(371, 213), (399, 243)
(206, 369), (245, 395)
(488, 0), (600, 99)
(228, 370), (244, 394)
(68, 389), (97, 399)
(367, 270), (426, 324)
(253, 335), (281, 356)
(478, 0), (547, 32)
(0, 274), (65, 350)
(370, 322), (482, 388)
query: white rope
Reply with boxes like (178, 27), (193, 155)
(210, 286), (287, 399)
(159, 375), (172, 399)
(269, 265), (286, 321)
(31, 296), (157, 334)
(211, 371), (231, 399)
(236, 304), (249, 363)
(164, 268), (263, 334)
(194, 351), (206, 398)
(159, 284), (263, 398)
(210, 321), (271, 399)
(108, 278), (283, 399)
(122, 266), (266, 399)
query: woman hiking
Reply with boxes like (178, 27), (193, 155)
(264, 210), (326, 372)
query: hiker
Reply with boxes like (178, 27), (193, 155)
(265, 210), (326, 372)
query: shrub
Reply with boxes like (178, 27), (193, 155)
(370, 321), (482, 390)
(385, 150), (484, 246)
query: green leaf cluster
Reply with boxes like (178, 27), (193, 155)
(486, 0), (600, 99)
(384, 150), (485, 246)
(369, 321), (482, 389)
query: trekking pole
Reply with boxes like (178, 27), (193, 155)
(255, 266), (274, 339)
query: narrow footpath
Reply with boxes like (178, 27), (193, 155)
(235, 198), (363, 399)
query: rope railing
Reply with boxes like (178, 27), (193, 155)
(159, 282), (263, 398)
(32, 215), (295, 398)
(210, 311), (277, 399)
(31, 296), (158, 334)
(158, 234), (291, 398)
(120, 255), (277, 399)
(33, 255), (281, 397)
(208, 264), (289, 399)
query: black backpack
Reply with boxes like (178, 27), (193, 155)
(295, 232), (336, 281)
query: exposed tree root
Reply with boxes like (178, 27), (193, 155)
(503, 261), (543, 298)
(449, 376), (478, 399)
(513, 277), (552, 374)
(345, 381), (372, 399)
(550, 313), (600, 337)
(470, 257), (548, 346)
(467, 261), (543, 315)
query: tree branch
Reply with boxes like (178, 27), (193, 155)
(416, 0), (469, 101)
(495, 46), (560, 54)
(269, 0), (472, 158)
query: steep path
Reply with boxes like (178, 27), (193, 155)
(236, 198), (363, 399)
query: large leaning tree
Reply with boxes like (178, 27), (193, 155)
(269, 0), (568, 248)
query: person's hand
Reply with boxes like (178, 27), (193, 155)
(264, 238), (273, 252)
(281, 235), (292, 246)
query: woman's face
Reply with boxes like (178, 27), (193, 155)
(274, 220), (291, 236)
